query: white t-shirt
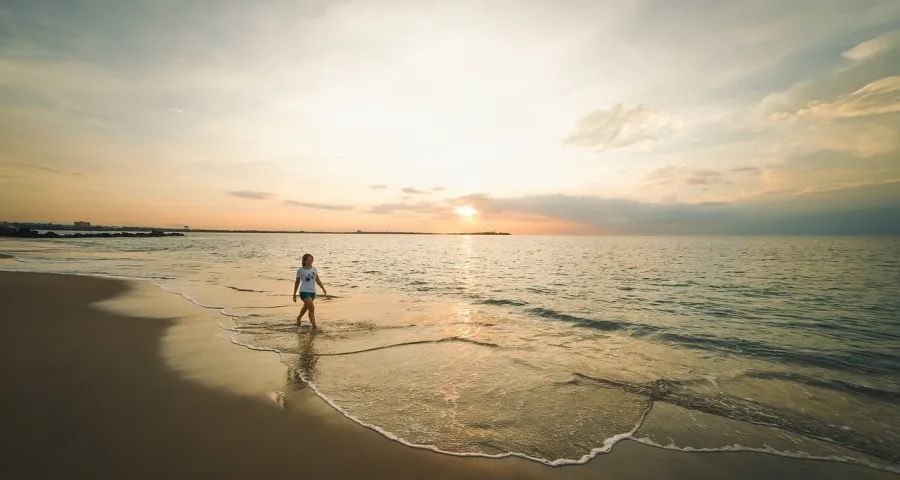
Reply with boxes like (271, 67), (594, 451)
(296, 267), (318, 293)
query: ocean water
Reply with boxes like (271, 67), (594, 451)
(1, 233), (898, 471)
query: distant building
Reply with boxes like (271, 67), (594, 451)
(74, 221), (90, 227)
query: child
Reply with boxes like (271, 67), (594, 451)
(293, 253), (327, 328)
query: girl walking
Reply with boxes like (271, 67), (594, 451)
(293, 253), (327, 328)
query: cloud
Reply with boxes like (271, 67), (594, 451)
(1, 163), (83, 177)
(773, 76), (900, 120)
(767, 115), (899, 158)
(368, 201), (446, 215)
(402, 187), (430, 194)
(564, 104), (680, 151)
(369, 184), (387, 189)
(432, 186), (444, 191)
(645, 166), (732, 187)
(760, 31), (900, 163)
(452, 183), (900, 234)
(284, 200), (353, 211)
(759, 149), (900, 195)
(226, 190), (276, 200)
(842, 30), (900, 62)
(762, 30), (900, 118)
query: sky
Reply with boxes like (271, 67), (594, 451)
(0, 0), (898, 234)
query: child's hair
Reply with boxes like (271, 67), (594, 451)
(301, 253), (313, 267)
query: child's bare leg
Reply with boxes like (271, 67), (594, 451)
(296, 304), (308, 323)
(306, 300), (317, 328)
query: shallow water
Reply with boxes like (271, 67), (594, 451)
(2, 233), (898, 471)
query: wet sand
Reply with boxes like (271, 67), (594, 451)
(0, 271), (895, 479)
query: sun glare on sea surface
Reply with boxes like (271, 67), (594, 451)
(455, 205), (478, 219)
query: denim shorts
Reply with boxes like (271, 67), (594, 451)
(299, 291), (316, 300)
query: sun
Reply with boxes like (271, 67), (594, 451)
(454, 205), (478, 219)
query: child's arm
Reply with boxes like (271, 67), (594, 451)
(316, 274), (327, 295)
(292, 277), (300, 302)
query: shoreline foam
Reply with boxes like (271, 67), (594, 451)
(226, 326), (900, 474)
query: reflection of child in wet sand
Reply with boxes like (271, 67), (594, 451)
(292, 253), (327, 328)
(296, 329), (319, 381)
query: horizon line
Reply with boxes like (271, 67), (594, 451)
(3, 221), (899, 237)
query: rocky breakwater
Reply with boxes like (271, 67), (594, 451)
(0, 227), (184, 238)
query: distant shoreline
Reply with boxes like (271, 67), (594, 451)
(0, 222), (510, 236)
(181, 230), (511, 235)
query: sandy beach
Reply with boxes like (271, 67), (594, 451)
(1, 270), (895, 479)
